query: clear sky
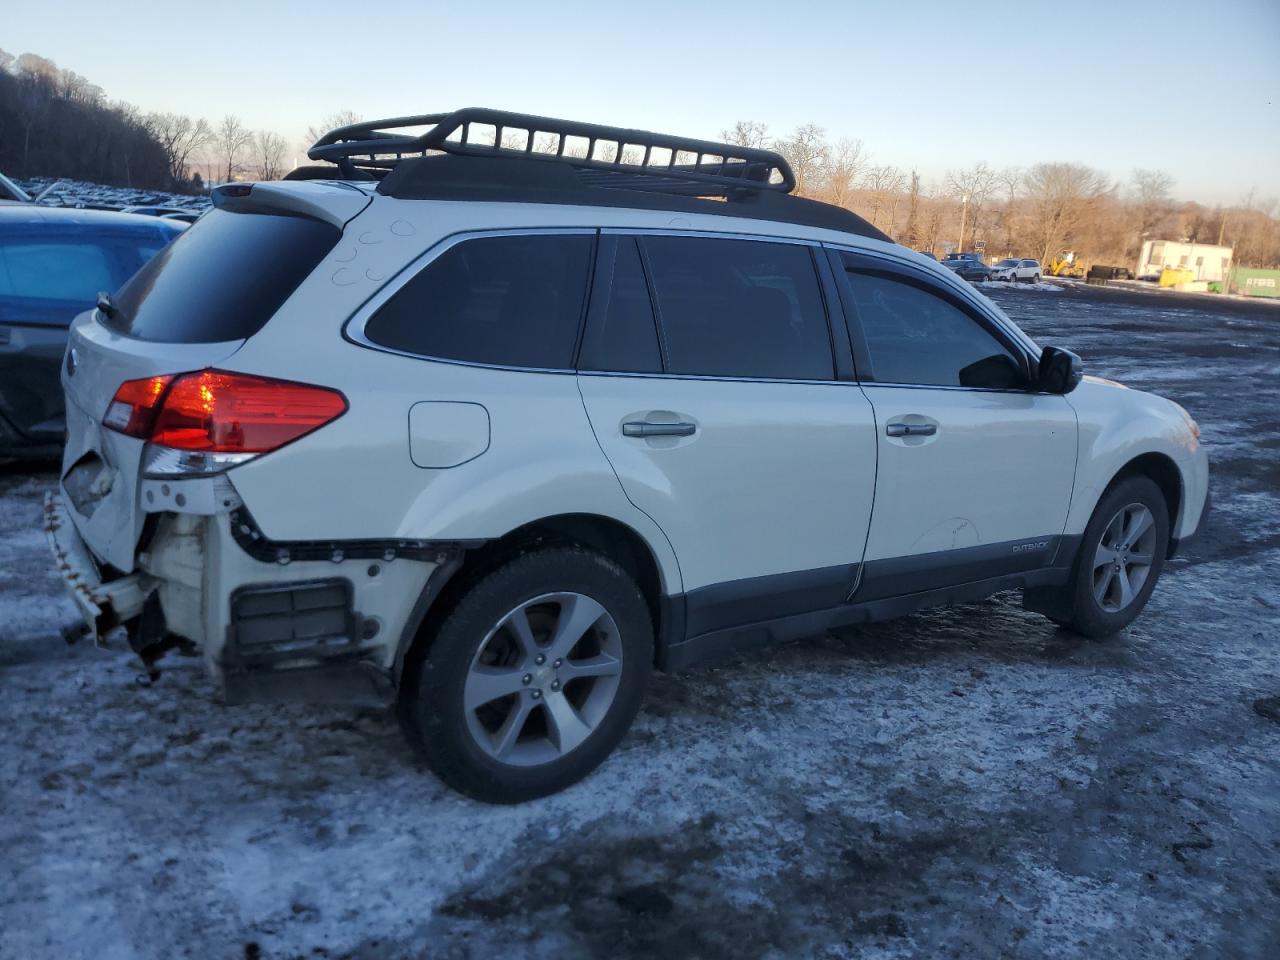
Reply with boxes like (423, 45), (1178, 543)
(5, 0), (1277, 204)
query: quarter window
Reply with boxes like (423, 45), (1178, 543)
(364, 233), (594, 369)
(844, 270), (1023, 388)
(641, 236), (833, 380)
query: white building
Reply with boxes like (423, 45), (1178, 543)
(1136, 240), (1233, 282)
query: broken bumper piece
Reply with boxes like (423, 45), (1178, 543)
(43, 491), (152, 645)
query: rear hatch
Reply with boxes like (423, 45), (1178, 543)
(60, 190), (357, 572)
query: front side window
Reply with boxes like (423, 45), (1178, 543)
(844, 270), (1024, 389)
(641, 236), (833, 380)
(365, 233), (593, 369)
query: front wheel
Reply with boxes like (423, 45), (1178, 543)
(1032, 475), (1169, 637)
(400, 546), (653, 803)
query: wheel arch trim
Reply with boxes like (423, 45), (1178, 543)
(392, 510), (682, 687)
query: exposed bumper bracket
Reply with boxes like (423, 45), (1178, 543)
(44, 492), (154, 645)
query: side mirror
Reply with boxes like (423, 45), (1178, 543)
(1038, 346), (1083, 394)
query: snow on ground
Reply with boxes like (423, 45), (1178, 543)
(976, 279), (1065, 292)
(2, 285), (1279, 959)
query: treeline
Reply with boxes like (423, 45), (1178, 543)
(729, 121), (1280, 269)
(0, 51), (174, 190)
(0, 50), (319, 194)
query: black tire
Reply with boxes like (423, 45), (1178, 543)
(1032, 273), (1041, 284)
(1036, 475), (1169, 638)
(400, 546), (652, 803)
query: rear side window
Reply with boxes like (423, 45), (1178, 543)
(107, 209), (338, 343)
(0, 242), (115, 304)
(642, 236), (833, 380)
(364, 234), (593, 369)
(0, 221), (180, 327)
(844, 270), (1022, 388)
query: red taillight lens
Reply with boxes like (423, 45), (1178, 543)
(103, 375), (174, 437)
(150, 370), (347, 452)
(104, 370), (346, 454)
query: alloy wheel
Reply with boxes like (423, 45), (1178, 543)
(1091, 503), (1157, 613)
(463, 592), (623, 766)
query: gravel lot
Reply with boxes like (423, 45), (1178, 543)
(2, 282), (1278, 960)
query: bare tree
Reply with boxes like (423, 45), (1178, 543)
(1023, 162), (1110, 264)
(822, 137), (866, 208)
(900, 170), (922, 249)
(215, 114), (253, 183)
(922, 181), (948, 255)
(863, 164), (906, 230)
(773, 123), (828, 197)
(994, 167), (1022, 255)
(146, 112), (212, 183)
(1131, 168), (1175, 243)
(719, 120), (770, 150)
(255, 130), (288, 180)
(946, 162), (997, 250)
(304, 110), (363, 150)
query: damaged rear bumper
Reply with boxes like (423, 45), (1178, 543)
(45, 482), (453, 706)
(43, 491), (153, 644)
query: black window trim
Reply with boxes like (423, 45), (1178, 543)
(343, 226), (599, 374)
(580, 227), (848, 385)
(577, 234), (666, 375)
(828, 245), (1044, 392)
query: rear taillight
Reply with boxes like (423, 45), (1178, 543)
(103, 375), (174, 437)
(104, 370), (347, 476)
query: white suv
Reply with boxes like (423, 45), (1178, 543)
(991, 258), (1042, 283)
(45, 109), (1208, 803)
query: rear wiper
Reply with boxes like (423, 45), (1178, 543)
(95, 292), (115, 318)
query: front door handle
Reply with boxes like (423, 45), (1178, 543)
(885, 422), (937, 437)
(622, 421), (697, 438)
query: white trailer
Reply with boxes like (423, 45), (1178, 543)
(1137, 240), (1233, 282)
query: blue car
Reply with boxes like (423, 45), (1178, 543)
(0, 205), (184, 458)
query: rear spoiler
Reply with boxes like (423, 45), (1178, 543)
(211, 181), (373, 229)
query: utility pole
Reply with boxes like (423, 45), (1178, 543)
(957, 193), (969, 253)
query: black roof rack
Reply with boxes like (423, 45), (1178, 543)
(304, 108), (892, 242)
(308, 107), (795, 195)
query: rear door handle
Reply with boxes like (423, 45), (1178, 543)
(885, 422), (937, 437)
(622, 421), (697, 438)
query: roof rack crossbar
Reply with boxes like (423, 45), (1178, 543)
(308, 108), (796, 194)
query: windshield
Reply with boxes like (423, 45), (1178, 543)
(997, 259), (1018, 267)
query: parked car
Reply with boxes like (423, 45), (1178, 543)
(0, 206), (183, 458)
(944, 258), (991, 281)
(992, 258), (1042, 283)
(45, 109), (1208, 803)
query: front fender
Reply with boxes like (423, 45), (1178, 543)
(1064, 377), (1208, 541)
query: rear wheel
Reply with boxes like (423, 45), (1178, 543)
(400, 546), (653, 803)
(1032, 273), (1041, 284)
